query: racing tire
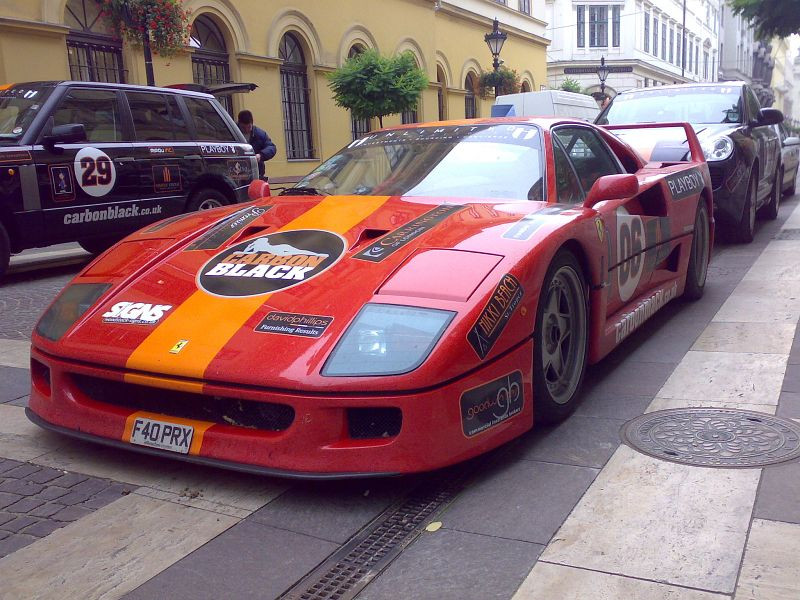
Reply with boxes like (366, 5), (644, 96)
(683, 202), (710, 301)
(0, 223), (10, 281)
(731, 170), (756, 244)
(78, 236), (118, 255)
(760, 166), (781, 221)
(532, 249), (588, 425)
(187, 188), (228, 212)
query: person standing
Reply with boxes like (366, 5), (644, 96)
(237, 110), (276, 179)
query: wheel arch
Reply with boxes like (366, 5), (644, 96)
(186, 175), (237, 209)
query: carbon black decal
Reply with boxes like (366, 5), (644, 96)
(255, 311), (333, 338)
(460, 371), (524, 437)
(198, 229), (345, 298)
(352, 204), (464, 262)
(502, 206), (572, 241)
(186, 205), (270, 251)
(664, 168), (704, 200)
(467, 274), (523, 359)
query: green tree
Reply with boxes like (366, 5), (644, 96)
(478, 66), (521, 98)
(729, 0), (800, 39)
(560, 77), (583, 94)
(327, 50), (428, 128)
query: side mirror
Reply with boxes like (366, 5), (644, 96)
(784, 136), (800, 147)
(41, 123), (87, 146)
(248, 178), (270, 200)
(759, 108), (784, 127)
(582, 174), (639, 209)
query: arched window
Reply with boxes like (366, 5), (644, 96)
(349, 45), (371, 140)
(437, 65), (447, 121)
(402, 54), (421, 125)
(65, 0), (125, 83)
(280, 33), (314, 159)
(521, 80), (532, 93)
(464, 73), (477, 118)
(190, 15), (232, 113)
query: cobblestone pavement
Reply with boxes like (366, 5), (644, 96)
(0, 459), (135, 558)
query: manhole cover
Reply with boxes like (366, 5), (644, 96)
(620, 408), (800, 468)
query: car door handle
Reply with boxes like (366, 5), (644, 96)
(185, 154), (202, 160)
(115, 156), (136, 163)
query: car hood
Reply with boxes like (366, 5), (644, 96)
(610, 123), (739, 161)
(40, 195), (583, 392)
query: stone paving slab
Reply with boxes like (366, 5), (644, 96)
(0, 459), (135, 559)
(734, 519), (800, 600)
(123, 519), (339, 600)
(0, 366), (29, 404)
(514, 562), (729, 600)
(754, 460), (800, 525)
(0, 493), (237, 599)
(540, 446), (761, 594)
(359, 528), (543, 600)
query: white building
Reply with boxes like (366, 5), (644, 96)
(718, 3), (755, 82)
(544, 0), (722, 98)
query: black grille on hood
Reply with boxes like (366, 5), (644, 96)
(73, 374), (294, 432)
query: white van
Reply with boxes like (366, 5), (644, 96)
(493, 90), (600, 121)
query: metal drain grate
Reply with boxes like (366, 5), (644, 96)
(774, 228), (800, 240)
(278, 469), (469, 600)
(621, 408), (800, 468)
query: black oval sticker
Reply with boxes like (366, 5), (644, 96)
(198, 229), (346, 297)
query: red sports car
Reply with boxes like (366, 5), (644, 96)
(27, 118), (712, 478)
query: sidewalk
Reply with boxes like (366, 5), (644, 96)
(513, 203), (800, 599)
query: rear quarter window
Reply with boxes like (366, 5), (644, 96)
(183, 97), (237, 142)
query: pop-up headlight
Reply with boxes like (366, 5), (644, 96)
(35, 283), (111, 341)
(323, 304), (455, 376)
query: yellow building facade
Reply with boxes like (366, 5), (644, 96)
(0, 0), (548, 180)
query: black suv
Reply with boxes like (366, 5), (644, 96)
(0, 81), (258, 277)
(597, 82), (783, 242)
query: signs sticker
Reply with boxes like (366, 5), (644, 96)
(102, 302), (172, 325)
(74, 147), (116, 197)
(255, 311), (333, 338)
(467, 274), (524, 359)
(460, 371), (524, 437)
(198, 229), (346, 297)
(353, 204), (463, 262)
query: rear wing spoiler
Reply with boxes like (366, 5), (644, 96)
(602, 122), (705, 165)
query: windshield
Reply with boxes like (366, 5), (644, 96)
(295, 124), (545, 201)
(0, 85), (51, 140)
(600, 86), (743, 125)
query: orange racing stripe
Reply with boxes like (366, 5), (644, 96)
(124, 195), (390, 380)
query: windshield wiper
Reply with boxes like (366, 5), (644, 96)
(279, 186), (329, 196)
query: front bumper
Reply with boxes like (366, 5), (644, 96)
(27, 343), (533, 478)
(708, 155), (750, 227)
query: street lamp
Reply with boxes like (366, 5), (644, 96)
(485, 18), (507, 97)
(596, 55), (611, 100)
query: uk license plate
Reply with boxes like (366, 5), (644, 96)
(129, 417), (193, 454)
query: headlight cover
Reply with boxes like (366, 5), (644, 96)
(35, 283), (111, 341)
(322, 304), (456, 377)
(701, 136), (734, 162)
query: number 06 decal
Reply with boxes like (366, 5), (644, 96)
(617, 206), (644, 302)
(74, 147), (116, 197)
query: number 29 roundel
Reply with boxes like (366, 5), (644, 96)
(616, 206), (644, 302)
(74, 147), (116, 197)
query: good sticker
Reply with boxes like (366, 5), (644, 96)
(460, 371), (524, 437)
(197, 229), (346, 297)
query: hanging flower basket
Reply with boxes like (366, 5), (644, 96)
(97, 0), (191, 57)
(478, 66), (521, 98)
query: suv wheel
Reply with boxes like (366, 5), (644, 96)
(188, 188), (227, 212)
(760, 166), (781, 221)
(732, 170), (757, 243)
(0, 223), (10, 280)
